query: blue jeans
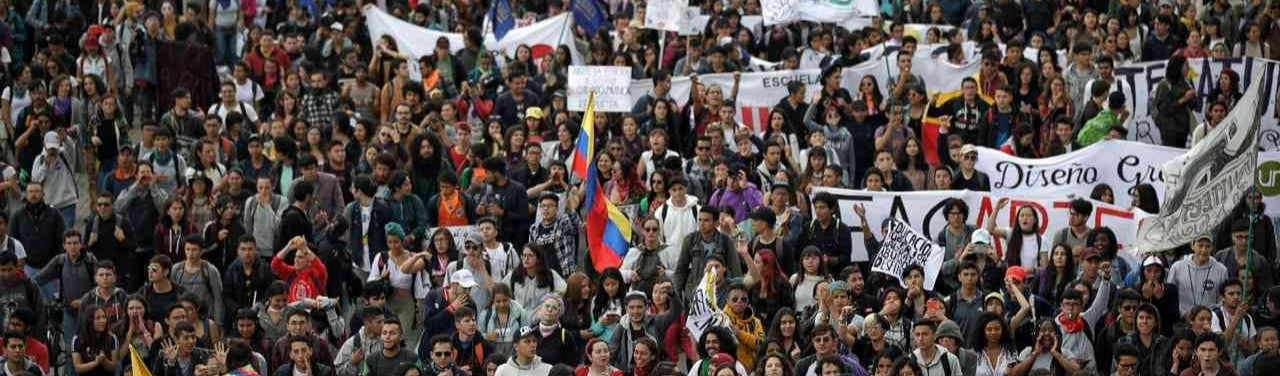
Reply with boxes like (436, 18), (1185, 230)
(213, 27), (238, 66)
(58, 204), (76, 229)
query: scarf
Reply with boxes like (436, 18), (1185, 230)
(538, 322), (559, 337)
(1057, 313), (1084, 334)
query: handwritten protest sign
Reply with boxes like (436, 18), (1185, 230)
(685, 267), (732, 340)
(871, 219), (948, 290)
(645, 0), (688, 31)
(569, 66), (632, 112)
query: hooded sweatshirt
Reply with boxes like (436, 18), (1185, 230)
(31, 150), (77, 210)
(495, 355), (552, 376)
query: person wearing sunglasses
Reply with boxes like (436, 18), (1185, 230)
(423, 333), (470, 376)
(950, 144), (991, 192)
(620, 216), (675, 296)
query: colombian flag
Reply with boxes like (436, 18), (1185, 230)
(572, 93), (634, 272)
(228, 365), (262, 376)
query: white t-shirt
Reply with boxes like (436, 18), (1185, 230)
(234, 79), (265, 107)
(207, 102), (259, 123)
(1, 86), (32, 128)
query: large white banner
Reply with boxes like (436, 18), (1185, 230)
(628, 55), (980, 133)
(1262, 152), (1280, 220)
(974, 140), (1185, 207)
(569, 66), (633, 112)
(365, 6), (584, 68)
(1115, 57), (1280, 150)
(872, 219), (947, 290)
(685, 266), (732, 340)
(761, 0), (879, 26)
(1135, 72), (1265, 253)
(811, 188), (1149, 267)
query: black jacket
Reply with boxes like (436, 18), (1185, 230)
(343, 199), (394, 272)
(11, 202), (65, 268)
(222, 257), (277, 328)
(84, 213), (136, 268)
(274, 205), (313, 252)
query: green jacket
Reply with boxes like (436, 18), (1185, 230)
(1077, 109), (1119, 147)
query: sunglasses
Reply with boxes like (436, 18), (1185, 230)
(433, 351), (451, 357)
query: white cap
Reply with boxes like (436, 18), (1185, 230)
(43, 131), (61, 151)
(331, 22), (344, 31)
(971, 228), (993, 246)
(451, 269), (478, 288)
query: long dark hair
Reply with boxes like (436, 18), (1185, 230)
(511, 244), (555, 289)
(1005, 205), (1043, 268)
(1131, 183), (1160, 214)
(969, 312), (1013, 351)
(1039, 243), (1077, 301)
(78, 304), (114, 353)
(1165, 56), (1187, 83)
(591, 268), (627, 319)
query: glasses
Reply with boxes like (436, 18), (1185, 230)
(964, 154), (978, 161)
(464, 245), (479, 250)
(813, 336), (834, 343)
(644, 227), (660, 232)
(730, 296), (748, 303)
(1120, 305), (1138, 312)
(433, 351), (451, 357)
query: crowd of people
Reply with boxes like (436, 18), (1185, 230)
(0, 0), (1273, 374)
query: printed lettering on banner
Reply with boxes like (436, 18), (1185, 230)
(569, 66), (633, 112)
(1113, 56), (1280, 150)
(645, 0), (689, 32)
(1135, 72), (1264, 253)
(1260, 152), (1280, 220)
(686, 266), (731, 340)
(974, 140), (1185, 207)
(811, 188), (1150, 270)
(871, 219), (947, 290)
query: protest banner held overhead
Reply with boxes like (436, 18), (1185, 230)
(871, 219), (948, 290)
(1135, 72), (1265, 254)
(569, 66), (634, 112)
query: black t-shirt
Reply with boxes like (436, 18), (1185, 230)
(73, 332), (119, 376)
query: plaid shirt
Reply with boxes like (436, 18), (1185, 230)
(300, 89), (340, 128)
(528, 210), (582, 275)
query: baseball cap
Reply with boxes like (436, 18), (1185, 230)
(464, 232), (483, 245)
(517, 326), (539, 341)
(1081, 247), (1102, 260)
(985, 292), (1005, 304)
(526, 107), (544, 119)
(1006, 266), (1027, 283)
(451, 269), (478, 288)
(960, 144), (978, 155)
(970, 229), (993, 246)
(43, 132), (61, 151)
(1142, 255), (1164, 268)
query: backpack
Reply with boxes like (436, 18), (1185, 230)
(911, 351), (953, 376)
